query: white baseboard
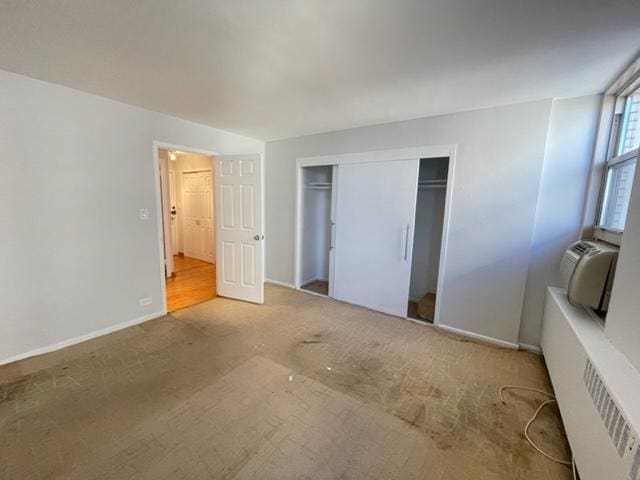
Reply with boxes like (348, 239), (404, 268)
(297, 288), (329, 299)
(265, 278), (296, 289)
(518, 343), (542, 354)
(266, 277), (330, 299)
(0, 311), (164, 367)
(265, 281), (518, 351)
(436, 323), (519, 350)
(405, 316), (435, 327)
(301, 276), (328, 287)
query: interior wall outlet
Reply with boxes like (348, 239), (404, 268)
(139, 297), (152, 307)
(139, 208), (149, 220)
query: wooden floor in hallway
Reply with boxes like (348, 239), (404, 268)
(166, 255), (216, 312)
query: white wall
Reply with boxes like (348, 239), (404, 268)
(266, 100), (552, 345)
(605, 159), (640, 372)
(518, 95), (601, 347)
(0, 69), (263, 364)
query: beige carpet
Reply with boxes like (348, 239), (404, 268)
(0, 285), (572, 479)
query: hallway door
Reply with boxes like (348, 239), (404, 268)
(183, 170), (215, 264)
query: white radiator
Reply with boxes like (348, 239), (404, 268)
(541, 287), (640, 480)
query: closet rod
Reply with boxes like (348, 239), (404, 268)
(418, 180), (446, 185)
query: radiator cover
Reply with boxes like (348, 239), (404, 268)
(541, 288), (640, 480)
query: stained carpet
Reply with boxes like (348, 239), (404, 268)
(0, 285), (571, 479)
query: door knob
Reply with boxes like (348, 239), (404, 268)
(254, 235), (260, 240)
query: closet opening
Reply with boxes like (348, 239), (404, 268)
(408, 157), (449, 323)
(299, 165), (336, 297)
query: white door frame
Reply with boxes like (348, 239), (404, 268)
(168, 168), (179, 255)
(294, 144), (457, 327)
(158, 154), (175, 277)
(152, 141), (218, 314)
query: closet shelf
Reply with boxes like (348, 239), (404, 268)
(306, 182), (332, 190)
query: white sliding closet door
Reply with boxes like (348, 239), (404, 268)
(333, 160), (419, 317)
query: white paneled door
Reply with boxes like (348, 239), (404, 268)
(214, 154), (264, 304)
(168, 169), (178, 255)
(332, 159), (419, 317)
(182, 170), (215, 264)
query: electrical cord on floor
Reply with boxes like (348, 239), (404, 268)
(499, 385), (577, 478)
(523, 399), (572, 465)
(498, 386), (555, 403)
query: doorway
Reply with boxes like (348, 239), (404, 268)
(158, 147), (217, 312)
(407, 157), (449, 323)
(299, 165), (336, 297)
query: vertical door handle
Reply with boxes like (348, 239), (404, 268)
(404, 224), (410, 261)
(330, 221), (335, 250)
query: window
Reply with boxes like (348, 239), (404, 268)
(596, 87), (639, 239)
(598, 156), (636, 231)
(617, 90), (640, 156)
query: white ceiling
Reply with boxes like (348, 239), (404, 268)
(1, 1), (639, 141)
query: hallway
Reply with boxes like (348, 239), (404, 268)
(166, 255), (216, 312)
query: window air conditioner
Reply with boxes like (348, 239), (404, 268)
(560, 240), (619, 312)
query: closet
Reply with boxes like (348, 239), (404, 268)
(297, 152), (450, 322)
(300, 166), (335, 296)
(408, 157), (449, 323)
